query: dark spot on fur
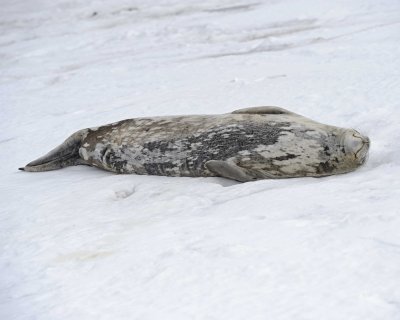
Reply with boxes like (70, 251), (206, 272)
(143, 162), (177, 176)
(316, 161), (336, 174)
(104, 149), (127, 173)
(144, 141), (177, 153)
(272, 153), (298, 161)
(100, 146), (107, 159)
(324, 146), (331, 156)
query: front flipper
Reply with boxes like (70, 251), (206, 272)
(205, 160), (257, 182)
(232, 106), (293, 115)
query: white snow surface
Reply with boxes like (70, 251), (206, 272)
(1, 0), (400, 319)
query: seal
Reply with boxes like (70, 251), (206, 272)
(19, 106), (370, 182)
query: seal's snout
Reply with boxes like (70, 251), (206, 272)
(343, 130), (370, 163)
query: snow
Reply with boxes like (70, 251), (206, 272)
(1, 0), (400, 319)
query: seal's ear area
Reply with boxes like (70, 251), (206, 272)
(231, 106), (293, 115)
(205, 160), (257, 182)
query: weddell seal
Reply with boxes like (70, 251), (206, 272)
(19, 106), (370, 182)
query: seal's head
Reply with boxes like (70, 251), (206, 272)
(343, 130), (370, 163)
(334, 129), (370, 174)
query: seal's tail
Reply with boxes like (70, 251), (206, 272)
(19, 130), (85, 172)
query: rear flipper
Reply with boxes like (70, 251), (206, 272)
(19, 130), (87, 172)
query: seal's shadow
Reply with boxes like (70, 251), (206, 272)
(203, 177), (240, 187)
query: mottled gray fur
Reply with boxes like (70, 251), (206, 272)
(20, 107), (370, 182)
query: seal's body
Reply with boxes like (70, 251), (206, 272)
(20, 107), (370, 182)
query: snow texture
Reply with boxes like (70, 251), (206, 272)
(1, 0), (400, 319)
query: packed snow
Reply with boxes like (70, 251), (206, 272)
(1, 0), (400, 319)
